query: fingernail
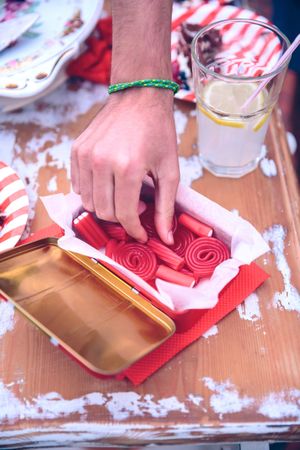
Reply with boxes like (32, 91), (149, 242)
(137, 232), (148, 244)
(167, 231), (174, 245)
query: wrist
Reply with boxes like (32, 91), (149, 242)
(107, 86), (174, 110)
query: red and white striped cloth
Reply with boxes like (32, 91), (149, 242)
(0, 161), (29, 253)
(172, 0), (282, 102)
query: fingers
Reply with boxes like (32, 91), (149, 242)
(154, 166), (180, 245)
(114, 166), (147, 242)
(77, 148), (94, 212)
(71, 143), (80, 194)
(92, 165), (116, 222)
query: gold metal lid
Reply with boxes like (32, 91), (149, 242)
(0, 238), (175, 375)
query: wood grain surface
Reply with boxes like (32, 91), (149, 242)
(0, 79), (300, 448)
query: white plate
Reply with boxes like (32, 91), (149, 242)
(0, 0), (104, 99)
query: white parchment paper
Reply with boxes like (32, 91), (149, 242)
(41, 182), (269, 312)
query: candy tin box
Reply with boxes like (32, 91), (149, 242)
(41, 182), (269, 334)
(0, 238), (175, 376)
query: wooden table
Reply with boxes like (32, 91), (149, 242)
(0, 78), (300, 448)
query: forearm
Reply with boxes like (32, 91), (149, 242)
(111, 0), (173, 83)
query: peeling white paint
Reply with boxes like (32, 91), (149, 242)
(260, 157), (277, 177)
(287, 131), (297, 155)
(0, 381), (106, 422)
(47, 175), (58, 192)
(0, 421), (293, 447)
(106, 392), (188, 421)
(237, 293), (261, 322)
(0, 301), (15, 338)
(0, 80), (108, 224)
(179, 154), (203, 186)
(202, 325), (218, 339)
(188, 394), (204, 406)
(0, 81), (107, 128)
(203, 377), (254, 417)
(263, 225), (300, 314)
(0, 381), (188, 423)
(0, 129), (16, 158)
(259, 389), (300, 419)
(2, 134), (73, 225)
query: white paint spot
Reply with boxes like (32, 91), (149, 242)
(0, 422), (293, 446)
(0, 381), (188, 423)
(26, 132), (57, 153)
(202, 325), (218, 339)
(179, 155), (203, 186)
(261, 144), (267, 158)
(174, 109), (188, 143)
(11, 135), (73, 225)
(47, 175), (58, 192)
(260, 158), (277, 177)
(203, 377), (254, 417)
(188, 394), (203, 406)
(0, 80), (108, 225)
(0, 381), (106, 421)
(237, 293), (261, 322)
(287, 131), (297, 155)
(0, 130), (16, 163)
(263, 225), (300, 314)
(105, 392), (188, 421)
(258, 389), (300, 419)
(0, 301), (15, 338)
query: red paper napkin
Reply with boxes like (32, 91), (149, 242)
(119, 262), (268, 384)
(67, 17), (112, 84)
(19, 224), (269, 385)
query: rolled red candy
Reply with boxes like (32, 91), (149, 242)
(147, 238), (185, 271)
(140, 203), (177, 238)
(73, 217), (100, 249)
(111, 242), (157, 281)
(156, 265), (195, 288)
(78, 212), (109, 247)
(99, 221), (128, 241)
(170, 224), (195, 257)
(140, 203), (157, 237)
(178, 213), (213, 237)
(185, 237), (230, 278)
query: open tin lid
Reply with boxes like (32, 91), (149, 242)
(0, 238), (175, 375)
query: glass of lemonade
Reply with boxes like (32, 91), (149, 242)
(191, 19), (290, 178)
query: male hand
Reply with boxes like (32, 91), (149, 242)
(71, 89), (179, 244)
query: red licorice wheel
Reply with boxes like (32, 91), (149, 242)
(185, 237), (230, 278)
(170, 224), (195, 257)
(112, 242), (157, 281)
(140, 203), (177, 238)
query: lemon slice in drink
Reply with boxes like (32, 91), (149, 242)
(199, 81), (265, 128)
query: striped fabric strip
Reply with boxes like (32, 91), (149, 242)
(0, 161), (29, 253)
(172, 1), (282, 102)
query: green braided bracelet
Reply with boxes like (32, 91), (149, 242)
(108, 79), (180, 95)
